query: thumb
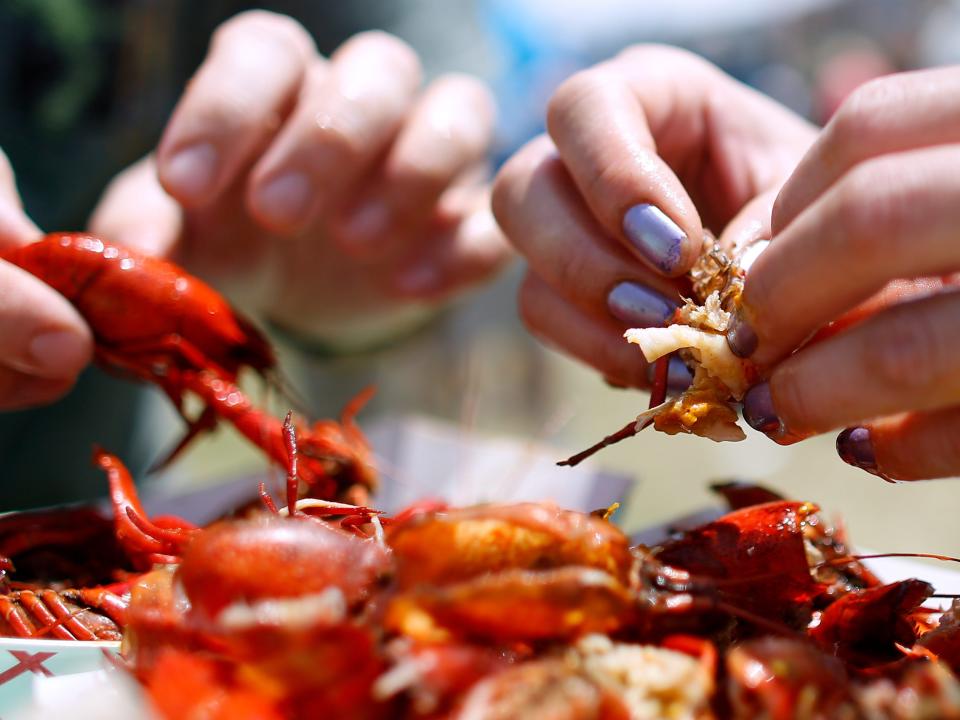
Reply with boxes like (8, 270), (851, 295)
(89, 155), (183, 257)
(0, 148), (93, 409)
(0, 148), (42, 248)
(0, 259), (94, 408)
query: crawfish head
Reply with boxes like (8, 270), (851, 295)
(177, 515), (391, 622)
(810, 579), (934, 668)
(387, 502), (633, 590)
(651, 501), (822, 630)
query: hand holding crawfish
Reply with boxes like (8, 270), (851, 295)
(3, 232), (376, 502)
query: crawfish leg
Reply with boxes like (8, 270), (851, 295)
(150, 404), (219, 472)
(97, 336), (236, 383)
(70, 588), (129, 627)
(0, 596), (39, 638)
(40, 590), (101, 641)
(17, 591), (75, 640)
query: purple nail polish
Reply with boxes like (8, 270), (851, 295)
(646, 356), (693, 393)
(726, 309), (758, 358)
(607, 281), (677, 328)
(742, 382), (781, 434)
(622, 204), (685, 274)
(836, 427), (879, 474)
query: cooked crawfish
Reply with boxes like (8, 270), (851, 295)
(3, 232), (376, 501)
(561, 238), (763, 466)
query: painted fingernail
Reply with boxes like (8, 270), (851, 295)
(253, 172), (313, 231)
(836, 427), (878, 474)
(645, 355), (693, 393)
(28, 330), (89, 377)
(607, 281), (677, 328)
(162, 143), (219, 200)
(622, 204), (685, 274)
(742, 382), (781, 434)
(341, 200), (391, 249)
(726, 308), (758, 358)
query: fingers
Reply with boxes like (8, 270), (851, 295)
(734, 145), (960, 366)
(0, 261), (93, 408)
(0, 151), (76, 408)
(88, 156), (183, 257)
(836, 407), (960, 482)
(332, 73), (495, 255)
(715, 189), (777, 257)
(492, 135), (681, 328)
(544, 45), (815, 278)
(0, 148), (41, 249)
(773, 67), (960, 235)
(247, 31), (423, 234)
(157, 10), (315, 206)
(742, 290), (960, 440)
(390, 185), (511, 300)
(519, 272), (650, 388)
(545, 52), (705, 276)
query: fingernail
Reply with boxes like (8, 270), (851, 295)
(162, 143), (219, 200)
(395, 263), (439, 295)
(607, 281), (677, 328)
(253, 172), (313, 230)
(726, 308), (758, 358)
(742, 382), (781, 434)
(646, 356), (693, 393)
(341, 200), (391, 249)
(622, 204), (685, 274)
(28, 330), (88, 377)
(836, 427), (878, 474)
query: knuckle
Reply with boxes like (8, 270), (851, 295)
(826, 76), (904, 154)
(616, 43), (713, 77)
(866, 307), (949, 391)
(491, 138), (552, 233)
(342, 31), (422, 82)
(842, 75), (904, 120)
(388, 153), (450, 196)
(308, 115), (364, 166)
(214, 11), (314, 57)
(546, 68), (605, 137)
(552, 242), (592, 294)
(832, 159), (903, 258)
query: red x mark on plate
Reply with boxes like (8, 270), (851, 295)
(0, 650), (55, 686)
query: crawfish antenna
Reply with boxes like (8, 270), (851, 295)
(283, 412), (300, 516)
(558, 354), (671, 467)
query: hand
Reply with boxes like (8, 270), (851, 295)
(0, 148), (92, 408)
(492, 46), (816, 388)
(91, 11), (509, 349)
(731, 66), (960, 481)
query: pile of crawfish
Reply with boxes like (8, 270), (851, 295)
(3, 233), (960, 719)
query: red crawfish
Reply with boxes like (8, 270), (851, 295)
(2, 232), (375, 501)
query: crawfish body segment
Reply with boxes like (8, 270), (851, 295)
(0, 587), (126, 640)
(3, 233), (275, 380)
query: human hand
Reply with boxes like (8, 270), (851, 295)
(0, 148), (92, 408)
(492, 46), (816, 389)
(91, 11), (508, 350)
(731, 66), (960, 481)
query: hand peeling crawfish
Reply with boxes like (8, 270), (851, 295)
(562, 236), (765, 466)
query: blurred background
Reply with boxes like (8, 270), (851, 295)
(1, 0), (958, 555)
